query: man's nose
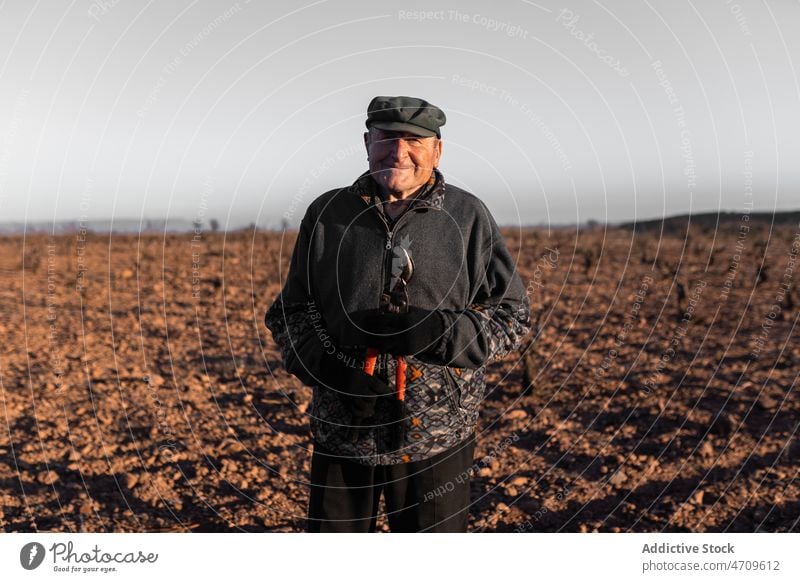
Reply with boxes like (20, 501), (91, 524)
(387, 138), (410, 158)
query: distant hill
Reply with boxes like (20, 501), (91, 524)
(616, 210), (800, 233)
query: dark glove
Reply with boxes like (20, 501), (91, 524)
(318, 352), (394, 441)
(350, 306), (447, 357)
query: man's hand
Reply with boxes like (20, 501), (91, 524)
(350, 306), (447, 356)
(318, 352), (394, 440)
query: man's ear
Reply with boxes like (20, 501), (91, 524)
(433, 137), (443, 167)
(363, 131), (370, 155)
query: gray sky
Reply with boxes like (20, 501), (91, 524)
(0, 0), (798, 228)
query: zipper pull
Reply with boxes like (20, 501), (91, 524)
(385, 235), (392, 250)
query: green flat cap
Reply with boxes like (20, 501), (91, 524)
(366, 95), (446, 138)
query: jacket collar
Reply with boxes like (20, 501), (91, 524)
(350, 168), (446, 211)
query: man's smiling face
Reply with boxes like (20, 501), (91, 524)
(364, 128), (442, 199)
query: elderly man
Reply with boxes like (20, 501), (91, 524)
(265, 96), (530, 532)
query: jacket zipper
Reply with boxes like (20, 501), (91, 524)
(360, 180), (443, 294)
(444, 367), (467, 423)
(366, 200), (419, 300)
(375, 210), (392, 308)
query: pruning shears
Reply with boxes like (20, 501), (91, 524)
(363, 246), (414, 447)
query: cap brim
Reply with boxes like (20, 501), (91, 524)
(369, 121), (437, 138)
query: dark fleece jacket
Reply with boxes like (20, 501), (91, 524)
(265, 169), (531, 465)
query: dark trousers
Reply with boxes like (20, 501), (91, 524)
(307, 435), (477, 532)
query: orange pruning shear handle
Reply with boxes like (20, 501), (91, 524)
(395, 357), (407, 401)
(363, 348), (405, 401)
(364, 347), (379, 376)
(363, 345), (408, 403)
(363, 346), (407, 451)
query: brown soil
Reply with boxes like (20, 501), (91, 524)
(0, 222), (797, 532)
